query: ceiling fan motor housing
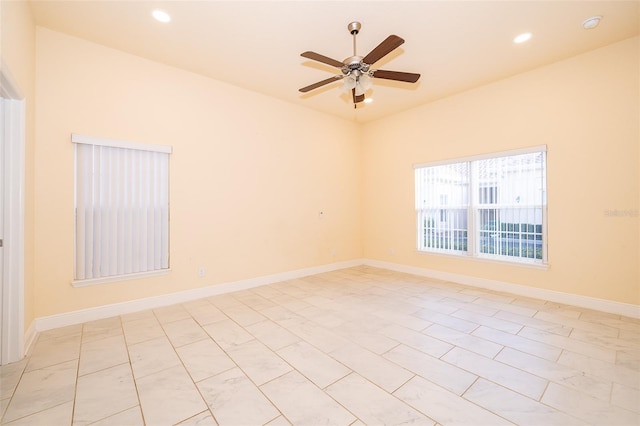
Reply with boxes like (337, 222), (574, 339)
(348, 21), (361, 35)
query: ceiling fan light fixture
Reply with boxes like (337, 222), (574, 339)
(342, 75), (357, 93)
(359, 74), (373, 91)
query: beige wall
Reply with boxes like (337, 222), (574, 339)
(363, 36), (640, 305)
(1, 0), (36, 328)
(34, 28), (362, 317)
(21, 24), (640, 321)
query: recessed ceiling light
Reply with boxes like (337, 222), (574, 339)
(152, 9), (171, 23)
(583, 16), (602, 29)
(513, 32), (532, 44)
(364, 98), (373, 104)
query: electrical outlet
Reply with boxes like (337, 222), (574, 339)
(198, 267), (206, 278)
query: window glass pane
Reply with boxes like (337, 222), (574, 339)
(415, 162), (469, 254)
(415, 148), (546, 264)
(475, 152), (545, 261)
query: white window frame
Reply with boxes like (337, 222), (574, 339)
(71, 134), (172, 287)
(414, 145), (547, 266)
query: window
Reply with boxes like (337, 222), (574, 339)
(415, 146), (547, 264)
(72, 134), (171, 285)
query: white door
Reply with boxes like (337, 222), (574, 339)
(0, 73), (26, 364)
(0, 98), (4, 363)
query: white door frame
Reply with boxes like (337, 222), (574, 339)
(0, 61), (26, 365)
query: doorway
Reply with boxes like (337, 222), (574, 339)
(0, 64), (26, 365)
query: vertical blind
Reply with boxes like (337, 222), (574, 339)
(73, 134), (171, 281)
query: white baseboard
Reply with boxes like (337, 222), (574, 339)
(32, 259), (364, 332)
(363, 259), (640, 319)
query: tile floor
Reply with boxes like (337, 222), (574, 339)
(1, 266), (639, 425)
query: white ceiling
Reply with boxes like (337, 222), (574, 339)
(29, 0), (639, 123)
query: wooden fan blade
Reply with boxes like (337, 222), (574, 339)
(301, 51), (344, 68)
(352, 88), (365, 105)
(362, 35), (405, 65)
(372, 69), (420, 83)
(299, 75), (343, 93)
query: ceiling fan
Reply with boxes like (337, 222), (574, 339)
(299, 21), (421, 107)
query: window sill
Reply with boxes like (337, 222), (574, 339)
(71, 269), (171, 288)
(416, 250), (549, 271)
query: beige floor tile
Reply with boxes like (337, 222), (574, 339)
(464, 379), (584, 425)
(225, 339), (292, 386)
(414, 308), (479, 333)
(542, 382), (639, 425)
(89, 407), (144, 426)
(379, 324), (453, 358)
(280, 318), (350, 353)
(184, 303), (227, 326)
(25, 333), (81, 372)
(136, 365), (208, 426)
(3, 360), (78, 423)
(3, 401), (73, 426)
(197, 367), (279, 425)
(78, 334), (129, 376)
(611, 382), (640, 413)
(73, 363), (138, 425)
(202, 319), (254, 350)
(162, 317), (209, 348)
(451, 309), (523, 334)
(473, 297), (538, 317)
(517, 326), (617, 363)
(534, 310), (620, 337)
(384, 344), (476, 395)
(332, 322), (399, 355)
(374, 309), (432, 331)
(5, 266), (639, 426)
(128, 336), (182, 379)
(331, 343), (414, 392)
(442, 347), (548, 399)
(496, 347), (613, 401)
(569, 327), (640, 352)
(81, 316), (123, 343)
(261, 371), (356, 426)
(557, 350), (640, 390)
(617, 349), (640, 370)
(471, 325), (562, 361)
(326, 373), (434, 425)
(153, 304), (192, 324)
(277, 341), (351, 388)
(394, 375), (513, 425)
(423, 323), (503, 358)
(245, 319), (301, 351)
(175, 410), (217, 425)
(220, 304), (266, 326)
(0, 358), (27, 401)
(121, 316), (165, 346)
(175, 338), (236, 382)
(494, 310), (572, 336)
(265, 415), (292, 426)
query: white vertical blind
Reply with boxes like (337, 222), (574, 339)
(73, 135), (170, 281)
